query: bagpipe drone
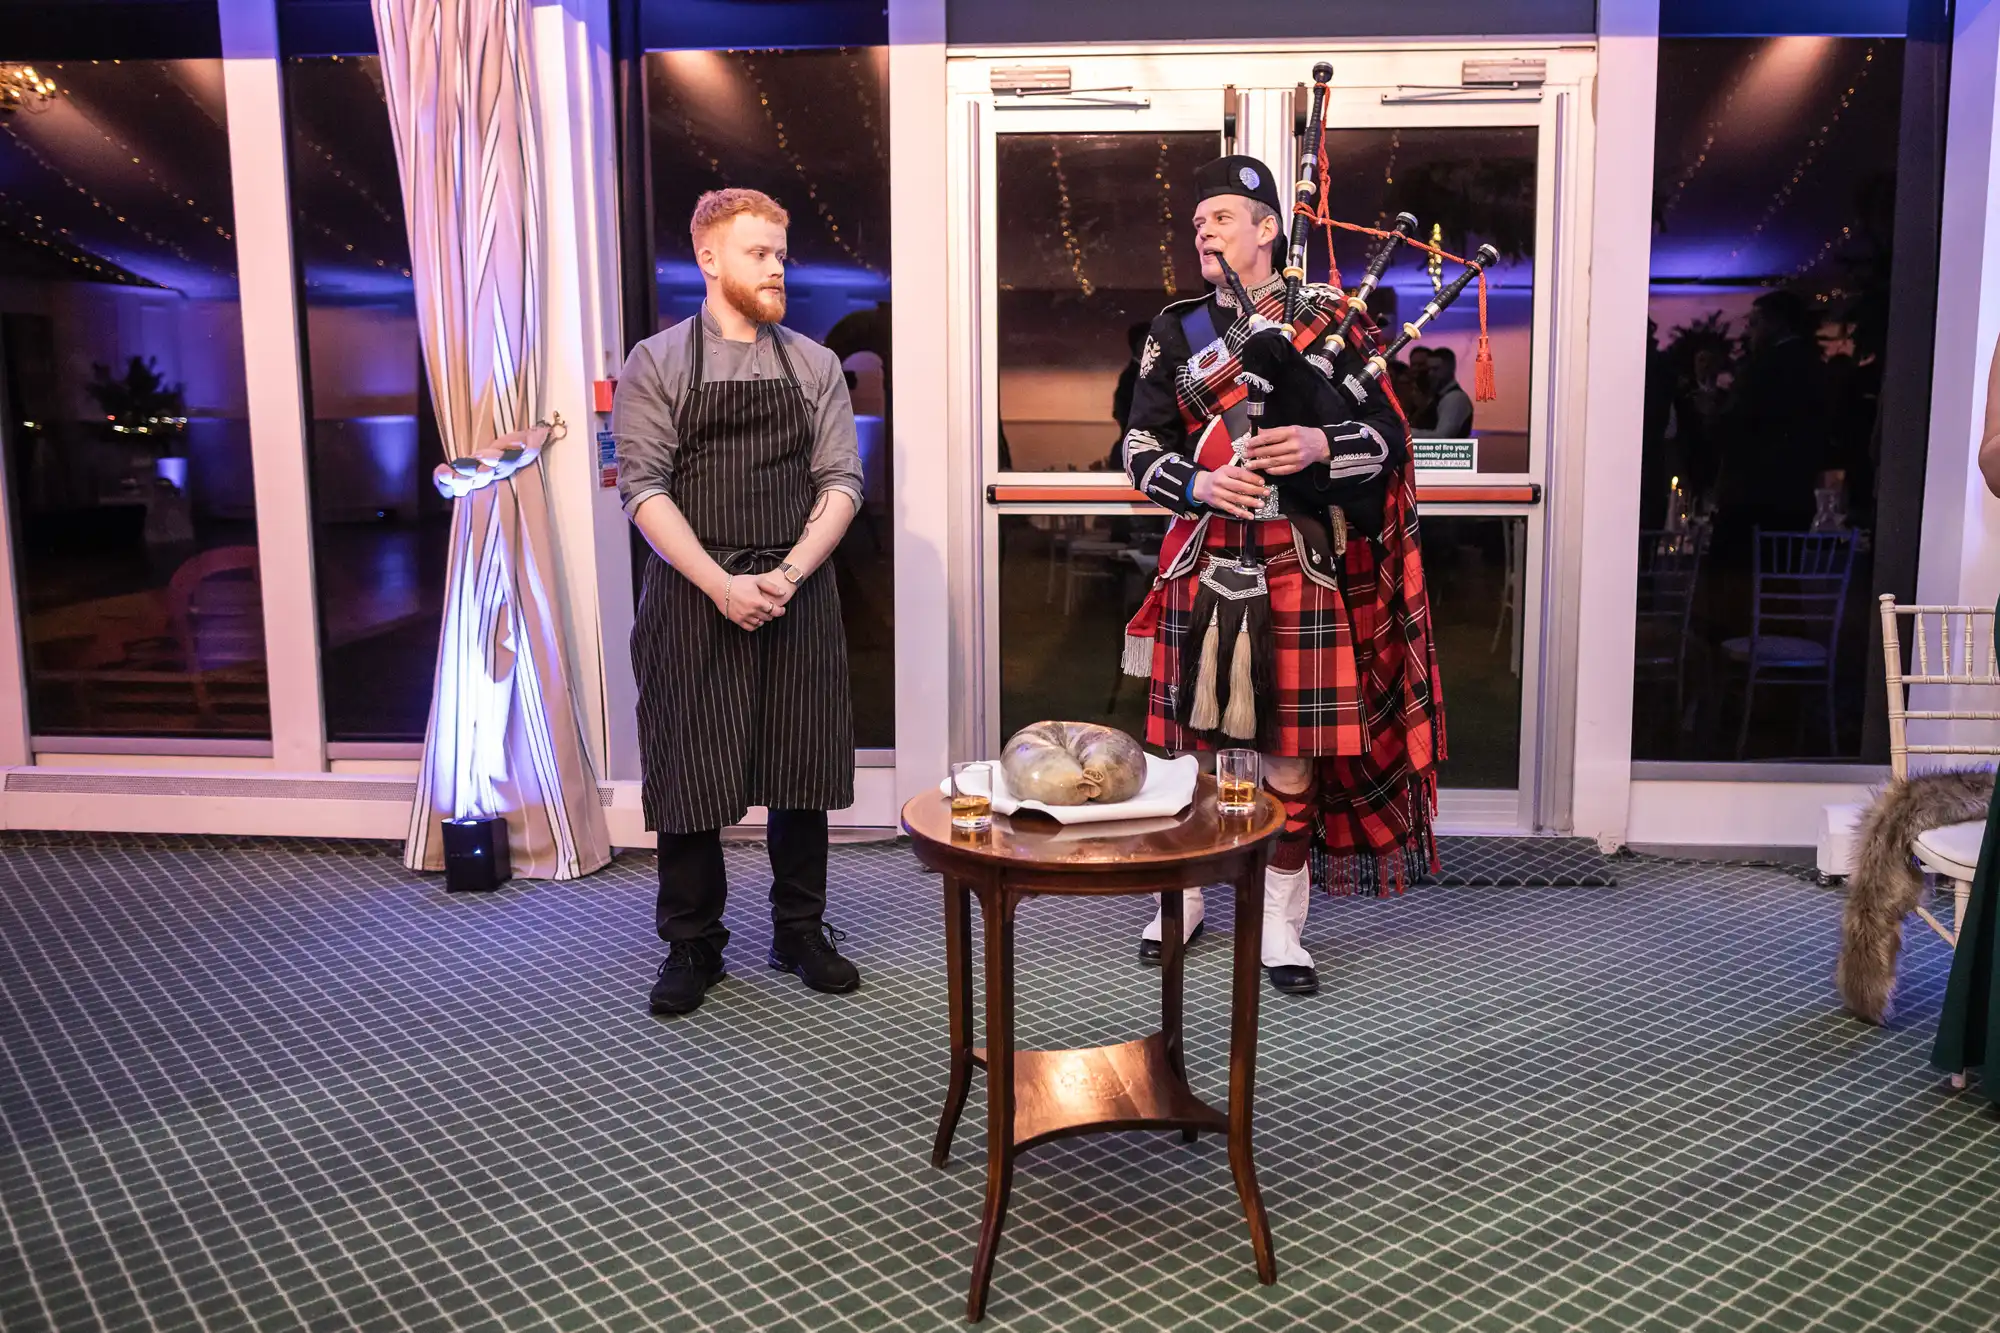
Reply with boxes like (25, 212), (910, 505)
(1196, 60), (1501, 490)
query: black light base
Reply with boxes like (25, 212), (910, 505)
(442, 816), (511, 892)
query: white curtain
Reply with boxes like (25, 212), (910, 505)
(374, 0), (612, 880)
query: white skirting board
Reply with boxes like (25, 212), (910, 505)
(0, 769), (417, 839)
(1, 766), (903, 849)
(1817, 802), (1865, 879)
(1627, 780), (1878, 852)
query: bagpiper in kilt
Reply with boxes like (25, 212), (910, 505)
(1120, 153), (1444, 995)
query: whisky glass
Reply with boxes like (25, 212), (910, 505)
(1217, 749), (1259, 816)
(951, 762), (995, 832)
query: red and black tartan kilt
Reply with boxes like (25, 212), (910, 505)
(1144, 517), (1363, 758)
(1143, 513), (1439, 895)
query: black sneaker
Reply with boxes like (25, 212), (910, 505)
(769, 923), (862, 994)
(1137, 919), (1206, 965)
(649, 939), (724, 1015)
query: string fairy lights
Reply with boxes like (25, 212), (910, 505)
(1154, 138), (1177, 296)
(285, 59), (410, 277)
(1729, 44), (1875, 261)
(1374, 128), (1400, 229)
(743, 54), (880, 275)
(1791, 222), (1852, 280)
(844, 49), (885, 170)
(1050, 139), (1093, 298)
(651, 78), (723, 178)
(0, 117), (212, 270)
(48, 63), (237, 245)
(1657, 46), (1757, 228)
(0, 188), (150, 285)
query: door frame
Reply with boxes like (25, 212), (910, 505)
(945, 42), (1597, 834)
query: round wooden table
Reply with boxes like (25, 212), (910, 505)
(901, 776), (1286, 1321)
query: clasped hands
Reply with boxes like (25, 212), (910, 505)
(1191, 424), (1330, 520)
(714, 567), (799, 631)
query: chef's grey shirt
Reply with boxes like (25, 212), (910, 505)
(612, 304), (863, 521)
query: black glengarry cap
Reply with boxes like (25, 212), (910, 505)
(1193, 154), (1286, 263)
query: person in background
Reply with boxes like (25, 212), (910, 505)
(1932, 328), (2000, 1105)
(613, 187), (865, 1017)
(1106, 321), (1152, 471)
(1719, 289), (1830, 536)
(1413, 345), (1473, 440)
(1388, 357), (1430, 431)
(1406, 346), (1439, 432)
(1978, 331), (2000, 497)
(1639, 319), (1677, 529)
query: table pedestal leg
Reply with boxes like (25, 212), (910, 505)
(1229, 864), (1277, 1285)
(1159, 888), (1198, 1144)
(932, 875), (976, 1168)
(968, 887), (1017, 1322)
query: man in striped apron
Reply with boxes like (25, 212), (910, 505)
(1121, 155), (1444, 996)
(613, 189), (863, 1016)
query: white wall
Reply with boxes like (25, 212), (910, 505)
(1917, 1), (2000, 623)
(1569, 0), (1656, 850)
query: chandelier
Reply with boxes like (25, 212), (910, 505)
(0, 66), (59, 117)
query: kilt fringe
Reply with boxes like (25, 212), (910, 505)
(1311, 768), (1441, 898)
(1122, 632), (1157, 678)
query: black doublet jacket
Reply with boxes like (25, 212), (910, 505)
(1120, 276), (1409, 572)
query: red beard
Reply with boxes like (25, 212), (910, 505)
(722, 273), (786, 325)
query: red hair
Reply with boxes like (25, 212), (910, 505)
(690, 188), (789, 246)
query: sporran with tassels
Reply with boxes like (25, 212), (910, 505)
(1177, 555), (1277, 749)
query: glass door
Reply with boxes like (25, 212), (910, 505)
(1308, 78), (1565, 832)
(949, 50), (1587, 833)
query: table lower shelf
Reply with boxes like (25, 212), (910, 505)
(970, 1031), (1229, 1151)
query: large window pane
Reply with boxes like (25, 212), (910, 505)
(999, 513), (1168, 742)
(284, 53), (446, 744)
(1634, 38), (1907, 761)
(1425, 516), (1526, 789)
(0, 56), (266, 738)
(643, 47), (894, 749)
(996, 511), (1522, 789)
(995, 131), (1213, 475)
(1311, 127), (1539, 474)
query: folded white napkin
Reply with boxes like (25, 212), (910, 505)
(939, 753), (1199, 825)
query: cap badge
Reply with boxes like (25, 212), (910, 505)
(1237, 165), (1260, 191)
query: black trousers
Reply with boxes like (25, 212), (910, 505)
(655, 809), (829, 950)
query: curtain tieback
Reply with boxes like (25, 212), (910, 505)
(432, 412), (566, 499)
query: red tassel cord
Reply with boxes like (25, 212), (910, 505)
(1293, 117), (1499, 401)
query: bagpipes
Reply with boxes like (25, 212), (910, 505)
(1256, 58), (1502, 414)
(1166, 59), (1499, 748)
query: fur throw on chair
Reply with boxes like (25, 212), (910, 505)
(1836, 769), (1993, 1025)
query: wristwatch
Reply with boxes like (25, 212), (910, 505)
(779, 561), (804, 586)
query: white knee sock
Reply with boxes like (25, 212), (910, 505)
(1260, 864), (1314, 970)
(1141, 887), (1206, 942)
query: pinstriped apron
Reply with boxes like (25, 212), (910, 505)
(632, 323), (853, 833)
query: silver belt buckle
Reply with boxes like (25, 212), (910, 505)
(1198, 554), (1268, 601)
